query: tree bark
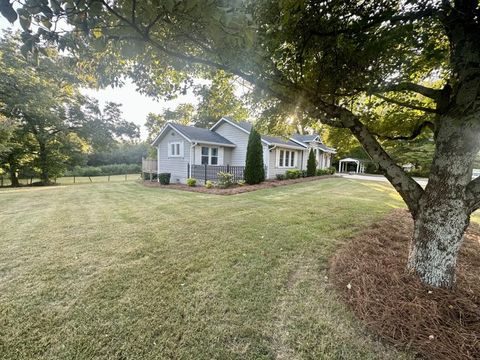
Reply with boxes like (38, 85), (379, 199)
(8, 162), (19, 187)
(38, 141), (50, 185)
(407, 117), (480, 288)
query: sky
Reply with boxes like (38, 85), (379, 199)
(0, 18), (199, 140)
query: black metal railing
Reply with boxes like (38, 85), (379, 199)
(190, 164), (246, 184)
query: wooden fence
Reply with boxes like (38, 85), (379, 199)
(142, 157), (157, 173)
(191, 164), (246, 184)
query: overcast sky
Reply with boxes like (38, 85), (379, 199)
(0, 18), (200, 139)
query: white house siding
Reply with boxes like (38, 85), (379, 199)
(268, 147), (304, 178)
(213, 122), (250, 166)
(157, 129), (191, 183)
(224, 148), (233, 164)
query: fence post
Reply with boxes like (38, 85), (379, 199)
(73, 176), (76, 184)
(204, 164), (207, 185)
(226, 164), (230, 173)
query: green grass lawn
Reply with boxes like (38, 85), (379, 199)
(0, 178), (412, 359)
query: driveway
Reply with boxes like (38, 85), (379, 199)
(337, 173), (428, 187)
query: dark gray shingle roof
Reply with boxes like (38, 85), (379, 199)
(169, 123), (235, 146)
(291, 133), (319, 143)
(230, 120), (305, 148)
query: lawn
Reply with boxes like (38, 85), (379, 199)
(0, 178), (412, 359)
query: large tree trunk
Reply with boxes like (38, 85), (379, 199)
(407, 118), (479, 288)
(9, 163), (19, 187)
(408, 198), (470, 288)
(38, 141), (50, 185)
(7, 154), (20, 187)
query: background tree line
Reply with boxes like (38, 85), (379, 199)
(0, 32), (142, 185)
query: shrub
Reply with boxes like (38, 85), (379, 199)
(301, 170), (308, 178)
(307, 149), (317, 177)
(327, 166), (336, 174)
(237, 180), (246, 186)
(244, 126), (265, 184)
(217, 172), (234, 188)
(158, 173), (171, 185)
(205, 180), (214, 189)
(286, 169), (302, 179)
(186, 178), (197, 186)
(276, 174), (286, 180)
(316, 167), (336, 176)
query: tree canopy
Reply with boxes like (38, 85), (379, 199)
(0, 32), (139, 184)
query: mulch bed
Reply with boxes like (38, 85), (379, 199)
(141, 175), (336, 195)
(329, 209), (480, 360)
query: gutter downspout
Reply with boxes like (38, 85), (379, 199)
(190, 142), (197, 178)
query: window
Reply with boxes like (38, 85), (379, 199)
(278, 149), (296, 168)
(201, 146), (219, 165)
(211, 147), (218, 165)
(169, 141), (183, 157)
(201, 146), (209, 164)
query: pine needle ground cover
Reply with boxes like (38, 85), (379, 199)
(330, 209), (480, 360)
(1, 179), (411, 359)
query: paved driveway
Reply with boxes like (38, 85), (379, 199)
(337, 173), (428, 186)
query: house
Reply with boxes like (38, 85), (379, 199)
(149, 117), (336, 183)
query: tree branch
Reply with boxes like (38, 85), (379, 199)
(374, 93), (439, 113)
(465, 176), (480, 212)
(371, 121), (434, 140)
(307, 105), (424, 215)
(370, 82), (443, 102)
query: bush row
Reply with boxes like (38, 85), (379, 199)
(276, 167), (336, 180)
(64, 163), (141, 177)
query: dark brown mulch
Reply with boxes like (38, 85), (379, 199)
(141, 175), (336, 195)
(329, 209), (480, 360)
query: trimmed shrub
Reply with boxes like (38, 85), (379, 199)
(307, 149), (317, 177)
(316, 167), (336, 176)
(276, 174), (286, 180)
(327, 166), (336, 174)
(286, 169), (302, 179)
(205, 180), (214, 189)
(244, 126), (265, 184)
(158, 173), (171, 185)
(217, 172), (234, 188)
(186, 178), (197, 186)
(301, 170), (308, 178)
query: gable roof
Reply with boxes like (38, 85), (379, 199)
(291, 134), (320, 143)
(290, 133), (337, 153)
(210, 117), (307, 150)
(151, 122), (236, 147)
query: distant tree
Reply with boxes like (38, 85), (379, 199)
(87, 142), (149, 166)
(0, 33), (139, 185)
(145, 103), (194, 142)
(307, 149), (316, 177)
(244, 126), (264, 184)
(194, 70), (249, 128)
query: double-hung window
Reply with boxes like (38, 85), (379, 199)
(278, 149), (296, 168)
(169, 141), (183, 157)
(201, 146), (219, 165)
